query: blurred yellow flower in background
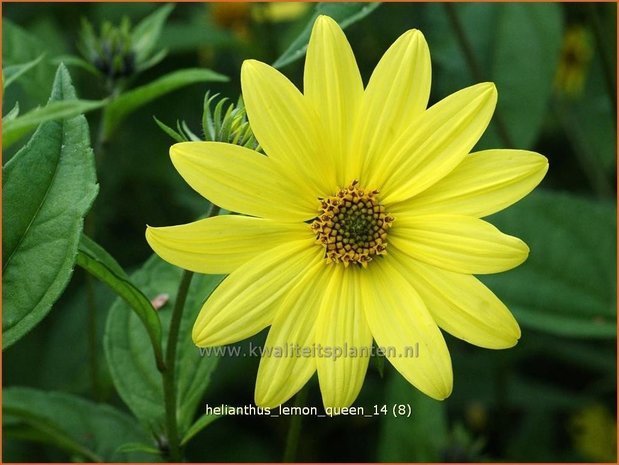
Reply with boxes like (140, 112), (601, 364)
(570, 403), (617, 462)
(210, 2), (309, 39)
(210, 2), (252, 39)
(147, 16), (548, 410)
(554, 25), (593, 97)
(252, 2), (310, 23)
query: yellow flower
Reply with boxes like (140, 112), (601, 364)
(146, 16), (548, 409)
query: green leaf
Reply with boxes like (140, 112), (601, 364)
(3, 54), (45, 91)
(35, 279), (113, 394)
(2, 64), (98, 349)
(3, 98), (107, 149)
(488, 3), (562, 148)
(558, 48), (617, 187)
(116, 442), (162, 456)
(102, 68), (228, 138)
(104, 254), (222, 436)
(449, 342), (590, 413)
(51, 54), (101, 77)
(131, 3), (175, 65)
(482, 189), (616, 339)
(377, 367), (448, 461)
(2, 20), (56, 103)
(3, 387), (158, 462)
(427, 3), (563, 149)
(180, 412), (221, 446)
(78, 234), (127, 277)
(3, 101), (20, 121)
(159, 21), (235, 54)
(136, 48), (168, 74)
(76, 234), (165, 370)
(272, 2), (381, 69)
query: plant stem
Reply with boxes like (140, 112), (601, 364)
(588, 3), (617, 121)
(161, 201), (220, 462)
(444, 3), (515, 148)
(83, 87), (114, 400)
(282, 386), (309, 462)
(83, 83), (123, 399)
(94, 86), (121, 157)
(163, 269), (194, 462)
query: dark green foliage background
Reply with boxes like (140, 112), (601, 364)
(2, 2), (616, 462)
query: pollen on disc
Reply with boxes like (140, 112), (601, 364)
(311, 180), (394, 267)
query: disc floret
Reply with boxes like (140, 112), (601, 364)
(311, 180), (394, 267)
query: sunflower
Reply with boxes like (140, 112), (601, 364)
(146, 15), (548, 409)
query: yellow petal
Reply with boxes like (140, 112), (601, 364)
(305, 15), (364, 185)
(390, 214), (529, 274)
(146, 216), (310, 275)
(170, 141), (318, 221)
(391, 149), (549, 218)
(241, 59), (335, 196)
(373, 83), (497, 204)
(360, 258), (452, 400)
(255, 261), (332, 408)
(356, 29), (431, 183)
(392, 255), (521, 349)
(192, 238), (321, 346)
(315, 266), (373, 410)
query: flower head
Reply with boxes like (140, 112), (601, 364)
(78, 5), (173, 87)
(146, 16), (548, 410)
(79, 17), (136, 81)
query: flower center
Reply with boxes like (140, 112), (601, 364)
(311, 180), (394, 267)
